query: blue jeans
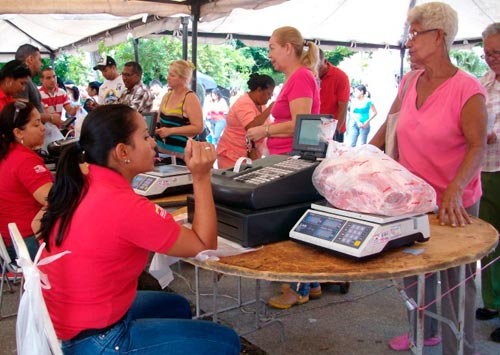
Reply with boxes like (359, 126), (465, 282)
(208, 119), (226, 145)
(62, 291), (241, 355)
(289, 282), (321, 297)
(349, 120), (370, 147)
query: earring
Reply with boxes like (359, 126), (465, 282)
(124, 159), (131, 164)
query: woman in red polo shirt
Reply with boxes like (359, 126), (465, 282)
(37, 104), (240, 354)
(0, 60), (31, 111)
(0, 101), (52, 261)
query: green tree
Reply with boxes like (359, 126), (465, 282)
(450, 48), (488, 78)
(41, 52), (92, 86)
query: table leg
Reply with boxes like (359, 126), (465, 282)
(213, 271), (219, 323)
(414, 274), (425, 355)
(456, 264), (465, 355)
(195, 265), (200, 318)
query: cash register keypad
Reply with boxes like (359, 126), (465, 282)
(234, 158), (316, 185)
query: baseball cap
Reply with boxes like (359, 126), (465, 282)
(93, 56), (117, 70)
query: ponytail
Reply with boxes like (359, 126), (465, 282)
(39, 142), (87, 250)
(39, 104), (137, 250)
(301, 41), (319, 77)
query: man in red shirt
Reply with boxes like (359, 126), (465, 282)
(318, 49), (350, 142)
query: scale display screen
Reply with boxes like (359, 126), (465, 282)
(131, 174), (156, 192)
(293, 211), (373, 248)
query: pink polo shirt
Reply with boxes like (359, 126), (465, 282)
(268, 66), (320, 154)
(397, 69), (486, 207)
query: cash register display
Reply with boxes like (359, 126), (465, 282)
(291, 114), (334, 157)
(293, 211), (373, 248)
(131, 174), (156, 192)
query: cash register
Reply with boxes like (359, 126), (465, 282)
(198, 114), (335, 247)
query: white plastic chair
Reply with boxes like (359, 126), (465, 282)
(0, 234), (23, 320)
(9, 223), (68, 355)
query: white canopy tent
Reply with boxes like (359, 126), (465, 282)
(0, 0), (285, 60)
(195, 0), (500, 49)
(1, 0), (499, 59)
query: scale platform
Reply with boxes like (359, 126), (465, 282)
(131, 164), (193, 198)
(290, 202), (430, 259)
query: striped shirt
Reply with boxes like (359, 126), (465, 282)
(39, 86), (70, 117)
(479, 70), (500, 172)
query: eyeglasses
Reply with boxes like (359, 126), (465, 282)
(406, 28), (439, 42)
(481, 50), (500, 60)
(13, 101), (27, 125)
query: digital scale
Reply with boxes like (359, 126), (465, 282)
(131, 164), (193, 198)
(290, 202), (430, 259)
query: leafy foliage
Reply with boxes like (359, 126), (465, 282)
(450, 49), (488, 78)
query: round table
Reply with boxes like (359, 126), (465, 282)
(183, 214), (497, 355)
(186, 215), (498, 282)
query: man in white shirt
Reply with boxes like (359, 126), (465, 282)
(93, 56), (125, 105)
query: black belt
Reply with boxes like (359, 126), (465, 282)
(70, 316), (125, 341)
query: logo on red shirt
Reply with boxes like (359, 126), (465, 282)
(34, 165), (48, 174)
(155, 204), (167, 219)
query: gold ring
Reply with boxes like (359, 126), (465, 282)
(204, 146), (211, 150)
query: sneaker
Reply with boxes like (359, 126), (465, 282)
(491, 327), (500, 343)
(309, 285), (322, 299)
(280, 284), (322, 299)
(268, 288), (309, 309)
(389, 332), (442, 351)
(476, 307), (499, 320)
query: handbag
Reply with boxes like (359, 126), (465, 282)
(385, 71), (418, 161)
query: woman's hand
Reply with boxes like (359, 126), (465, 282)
(438, 182), (471, 227)
(247, 125), (267, 142)
(155, 127), (170, 139)
(184, 139), (215, 178)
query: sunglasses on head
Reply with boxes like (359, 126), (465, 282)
(13, 101), (27, 125)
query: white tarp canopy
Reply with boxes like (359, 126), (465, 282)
(0, 0), (498, 61)
(196, 0), (500, 49)
(0, 0), (285, 60)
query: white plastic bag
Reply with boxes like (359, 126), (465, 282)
(313, 142), (436, 216)
(16, 243), (69, 355)
(41, 123), (64, 152)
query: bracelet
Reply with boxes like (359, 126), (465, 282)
(265, 125), (271, 138)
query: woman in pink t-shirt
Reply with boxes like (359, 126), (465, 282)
(216, 73), (275, 168)
(370, 3), (487, 354)
(247, 26), (321, 309)
(247, 26), (320, 155)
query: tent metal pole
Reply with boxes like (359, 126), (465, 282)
(399, 0), (416, 81)
(181, 16), (189, 60)
(133, 38), (139, 63)
(191, 1), (200, 90)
